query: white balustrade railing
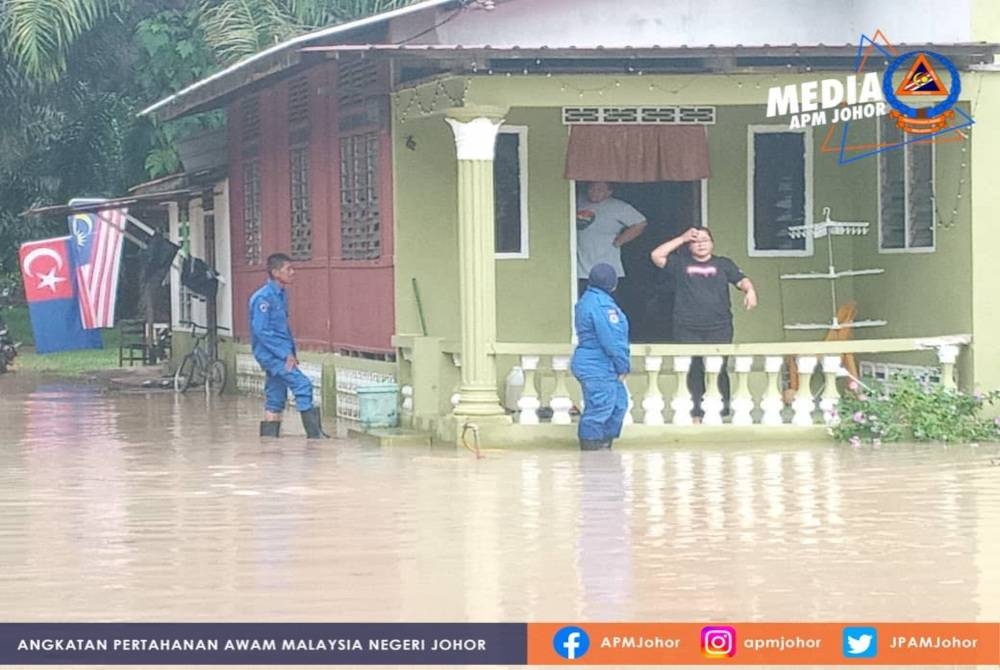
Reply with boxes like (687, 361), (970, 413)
(484, 335), (970, 428)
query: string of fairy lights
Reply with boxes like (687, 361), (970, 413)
(392, 58), (978, 231)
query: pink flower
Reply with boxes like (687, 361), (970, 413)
(848, 380), (859, 392)
(852, 411), (865, 423)
(849, 436), (862, 449)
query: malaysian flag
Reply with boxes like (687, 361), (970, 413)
(68, 208), (126, 329)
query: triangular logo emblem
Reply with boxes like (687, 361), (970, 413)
(895, 53), (947, 96)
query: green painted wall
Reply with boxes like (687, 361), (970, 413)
(393, 114), (462, 343)
(847, 108), (973, 341)
(393, 96), (889, 345)
(392, 71), (987, 392)
(969, 73), (1000, 392)
(496, 108), (574, 343)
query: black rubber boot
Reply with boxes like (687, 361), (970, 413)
(301, 407), (330, 439)
(580, 439), (604, 451)
(259, 421), (281, 437)
(602, 439), (613, 450)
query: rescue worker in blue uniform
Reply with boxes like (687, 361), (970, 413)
(250, 253), (328, 439)
(571, 263), (631, 451)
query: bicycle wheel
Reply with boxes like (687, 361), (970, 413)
(207, 360), (227, 395)
(174, 354), (197, 392)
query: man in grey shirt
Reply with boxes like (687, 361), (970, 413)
(576, 182), (647, 298)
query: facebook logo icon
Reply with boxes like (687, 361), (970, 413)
(553, 626), (590, 660)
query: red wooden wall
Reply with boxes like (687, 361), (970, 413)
(229, 60), (396, 353)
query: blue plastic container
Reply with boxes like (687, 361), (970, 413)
(357, 383), (400, 428)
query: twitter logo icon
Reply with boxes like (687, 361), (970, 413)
(842, 627), (878, 658)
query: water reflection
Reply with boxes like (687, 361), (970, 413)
(0, 374), (996, 633)
(578, 451), (631, 620)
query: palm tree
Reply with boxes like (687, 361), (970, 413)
(1, 0), (127, 82)
(0, 0), (420, 276)
(1, 0), (421, 80)
(199, 0), (420, 65)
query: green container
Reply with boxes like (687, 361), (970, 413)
(357, 383), (400, 428)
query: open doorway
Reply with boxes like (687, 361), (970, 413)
(573, 180), (705, 343)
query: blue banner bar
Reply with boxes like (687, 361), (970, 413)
(0, 623), (527, 665)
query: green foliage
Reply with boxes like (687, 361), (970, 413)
(199, 0), (417, 64)
(1, 0), (126, 81)
(0, 0), (419, 290)
(830, 375), (1000, 445)
(3, 305), (33, 346)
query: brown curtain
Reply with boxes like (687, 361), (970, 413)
(564, 125), (711, 182)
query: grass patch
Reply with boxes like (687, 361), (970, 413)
(3, 305), (32, 346)
(5, 305), (124, 375)
(14, 347), (120, 375)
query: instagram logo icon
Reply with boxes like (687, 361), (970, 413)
(701, 626), (737, 658)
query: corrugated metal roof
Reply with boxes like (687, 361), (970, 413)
(21, 189), (196, 218)
(302, 42), (999, 55)
(139, 0), (462, 120)
(141, 0), (1000, 123)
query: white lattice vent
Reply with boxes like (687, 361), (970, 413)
(858, 361), (941, 386)
(236, 353), (323, 404)
(562, 106), (716, 125)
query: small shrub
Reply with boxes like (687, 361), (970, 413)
(829, 375), (1000, 444)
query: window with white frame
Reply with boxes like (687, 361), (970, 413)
(494, 126), (529, 258)
(748, 126), (812, 257)
(879, 116), (935, 251)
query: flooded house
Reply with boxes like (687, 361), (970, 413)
(141, 0), (1000, 446)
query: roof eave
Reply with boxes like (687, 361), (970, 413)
(140, 0), (460, 121)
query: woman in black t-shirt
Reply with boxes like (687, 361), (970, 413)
(650, 228), (758, 422)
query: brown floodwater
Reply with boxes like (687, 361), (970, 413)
(1, 374), (998, 669)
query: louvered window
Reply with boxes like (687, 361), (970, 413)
(749, 127), (812, 257)
(338, 58), (379, 107)
(878, 116), (934, 251)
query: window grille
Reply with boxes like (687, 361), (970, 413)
(242, 160), (262, 265)
(340, 132), (381, 260)
(290, 146), (312, 260)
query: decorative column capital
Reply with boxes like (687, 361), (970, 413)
(936, 344), (960, 365)
(445, 106), (508, 161)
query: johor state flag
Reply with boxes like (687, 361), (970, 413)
(19, 236), (103, 354)
(69, 208), (125, 329)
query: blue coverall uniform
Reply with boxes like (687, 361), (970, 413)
(249, 279), (314, 413)
(571, 286), (631, 442)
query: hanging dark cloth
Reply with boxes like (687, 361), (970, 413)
(564, 125), (711, 182)
(180, 255), (219, 298)
(138, 232), (180, 291)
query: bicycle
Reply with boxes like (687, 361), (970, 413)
(174, 321), (229, 394)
